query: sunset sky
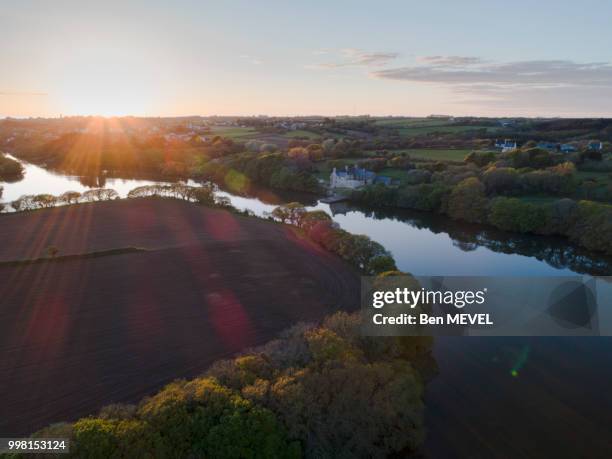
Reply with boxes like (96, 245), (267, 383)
(2, 0), (612, 118)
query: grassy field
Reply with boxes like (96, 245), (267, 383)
(210, 126), (257, 139)
(373, 118), (492, 137)
(365, 149), (471, 161)
(405, 149), (471, 161)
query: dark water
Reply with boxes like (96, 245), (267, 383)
(2, 157), (612, 457)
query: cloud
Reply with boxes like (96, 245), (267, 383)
(416, 55), (483, 66)
(310, 48), (399, 69)
(372, 57), (612, 89)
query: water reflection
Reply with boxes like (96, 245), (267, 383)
(334, 203), (612, 277)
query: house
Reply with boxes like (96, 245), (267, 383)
(560, 144), (577, 153)
(330, 166), (389, 189)
(587, 141), (603, 152)
(494, 139), (517, 152)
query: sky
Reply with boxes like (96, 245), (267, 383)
(2, 0), (612, 118)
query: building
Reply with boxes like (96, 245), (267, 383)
(330, 166), (379, 189)
(495, 139), (518, 152)
(587, 141), (603, 152)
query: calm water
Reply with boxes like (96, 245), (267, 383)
(2, 156), (612, 456)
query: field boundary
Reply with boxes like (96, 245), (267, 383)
(0, 246), (149, 267)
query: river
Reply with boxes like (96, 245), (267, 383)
(2, 156), (612, 457)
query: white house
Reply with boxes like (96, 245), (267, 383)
(495, 139), (518, 152)
(329, 166), (383, 189)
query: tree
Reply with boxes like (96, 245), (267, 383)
(488, 197), (549, 233)
(481, 167), (520, 195)
(448, 177), (489, 223)
(465, 151), (496, 167)
(0, 154), (25, 181)
(300, 210), (332, 232)
(82, 188), (119, 202)
(33, 194), (57, 208)
(58, 191), (82, 205)
(11, 195), (36, 211)
(192, 185), (215, 205)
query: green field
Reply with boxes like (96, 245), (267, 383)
(210, 126), (257, 139)
(366, 149), (471, 162)
(373, 118), (492, 137)
(399, 126), (489, 137)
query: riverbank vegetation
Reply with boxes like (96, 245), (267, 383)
(268, 203), (396, 275)
(26, 310), (433, 458)
(350, 147), (612, 255)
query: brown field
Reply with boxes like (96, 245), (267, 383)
(0, 199), (360, 436)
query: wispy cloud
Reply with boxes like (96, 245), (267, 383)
(372, 57), (612, 89)
(309, 48), (399, 69)
(371, 56), (612, 115)
(416, 55), (484, 66)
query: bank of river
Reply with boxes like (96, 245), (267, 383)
(2, 156), (612, 456)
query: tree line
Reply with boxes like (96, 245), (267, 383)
(28, 308), (435, 458)
(3, 183), (233, 213)
(268, 202), (397, 275)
